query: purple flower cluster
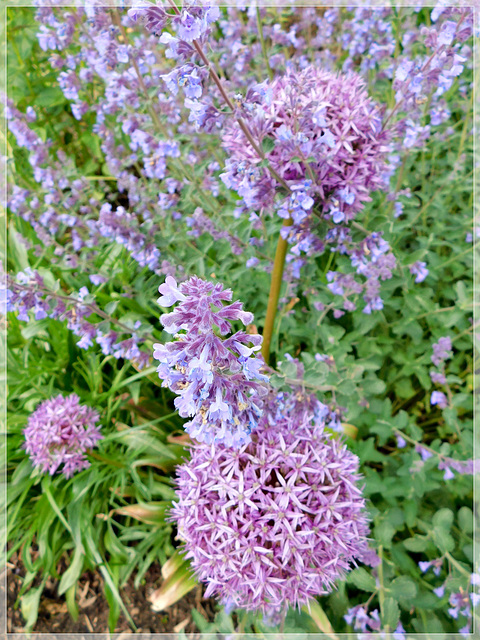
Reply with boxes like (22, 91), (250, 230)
(90, 203), (161, 271)
(429, 573), (480, 636)
(220, 65), (397, 307)
(221, 65), (391, 223)
(429, 336), (452, 408)
(324, 231), (396, 314)
(431, 336), (453, 367)
(171, 390), (370, 616)
(344, 605), (405, 639)
(409, 260), (429, 284)
(24, 394), (102, 478)
(186, 207), (243, 256)
(153, 276), (269, 447)
(412, 442), (479, 482)
(6, 268), (151, 368)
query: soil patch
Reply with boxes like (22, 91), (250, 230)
(7, 553), (218, 634)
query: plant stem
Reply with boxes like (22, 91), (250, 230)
(378, 545), (386, 621)
(261, 218), (293, 363)
(166, 0), (289, 193)
(256, 7), (273, 81)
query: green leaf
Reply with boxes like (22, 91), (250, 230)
(375, 520), (395, 548)
(432, 508), (454, 531)
(65, 585), (79, 622)
(432, 527), (455, 553)
(304, 600), (337, 639)
(458, 507), (473, 534)
(21, 581), (45, 631)
(389, 576), (417, 605)
(381, 597), (400, 630)
(261, 137), (275, 153)
(58, 545), (85, 595)
(403, 536), (429, 552)
(347, 568), (376, 592)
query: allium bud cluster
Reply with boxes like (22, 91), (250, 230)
(171, 391), (370, 616)
(23, 394), (102, 478)
(153, 276), (269, 447)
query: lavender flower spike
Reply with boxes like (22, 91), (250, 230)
(153, 276), (269, 447)
(171, 391), (370, 617)
(23, 394), (102, 478)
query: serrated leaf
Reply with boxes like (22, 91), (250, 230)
(347, 567), (376, 592)
(375, 520), (395, 548)
(389, 576), (417, 604)
(261, 137), (275, 153)
(382, 597), (400, 630)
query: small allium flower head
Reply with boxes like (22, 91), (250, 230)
(171, 392), (370, 616)
(221, 65), (392, 221)
(154, 276), (269, 447)
(24, 394), (102, 478)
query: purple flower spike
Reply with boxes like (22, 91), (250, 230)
(23, 394), (102, 478)
(171, 391), (370, 617)
(154, 276), (269, 447)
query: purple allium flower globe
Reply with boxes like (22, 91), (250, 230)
(24, 394), (102, 478)
(221, 65), (392, 222)
(171, 392), (370, 617)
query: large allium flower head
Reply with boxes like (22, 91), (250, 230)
(23, 394), (102, 478)
(153, 276), (269, 448)
(171, 391), (370, 616)
(221, 65), (392, 222)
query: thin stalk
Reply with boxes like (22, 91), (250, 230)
(166, 0), (290, 193)
(378, 546), (386, 622)
(261, 218), (293, 363)
(256, 7), (273, 81)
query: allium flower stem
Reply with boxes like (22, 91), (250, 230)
(256, 8), (274, 81)
(261, 218), (293, 364)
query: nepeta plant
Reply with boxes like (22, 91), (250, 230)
(153, 276), (268, 447)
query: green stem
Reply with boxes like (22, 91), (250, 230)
(261, 218), (293, 363)
(256, 7), (273, 81)
(378, 545), (386, 620)
(445, 551), (472, 577)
